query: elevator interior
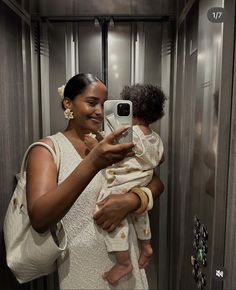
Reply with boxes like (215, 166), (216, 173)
(1, 0), (236, 290)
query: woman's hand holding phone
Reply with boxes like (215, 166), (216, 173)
(85, 126), (135, 171)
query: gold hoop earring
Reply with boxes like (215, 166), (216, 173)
(64, 108), (74, 119)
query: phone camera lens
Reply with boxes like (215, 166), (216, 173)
(117, 103), (130, 116)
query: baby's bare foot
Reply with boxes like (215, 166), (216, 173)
(138, 240), (153, 268)
(103, 262), (133, 285)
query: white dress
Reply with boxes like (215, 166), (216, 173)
(49, 132), (149, 290)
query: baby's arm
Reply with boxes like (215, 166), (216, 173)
(84, 133), (98, 150)
(84, 132), (103, 151)
(158, 153), (165, 165)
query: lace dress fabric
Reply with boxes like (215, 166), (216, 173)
(49, 132), (149, 290)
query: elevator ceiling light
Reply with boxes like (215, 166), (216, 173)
(109, 18), (115, 28)
(94, 18), (99, 27)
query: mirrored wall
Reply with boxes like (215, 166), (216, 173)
(36, 18), (170, 290)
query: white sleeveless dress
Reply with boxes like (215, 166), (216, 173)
(50, 132), (149, 290)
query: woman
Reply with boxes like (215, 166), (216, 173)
(26, 73), (164, 289)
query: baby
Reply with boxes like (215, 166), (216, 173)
(85, 84), (166, 285)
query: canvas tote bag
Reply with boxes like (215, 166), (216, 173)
(3, 141), (68, 283)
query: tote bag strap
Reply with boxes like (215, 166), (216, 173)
(47, 135), (60, 169)
(20, 141), (60, 179)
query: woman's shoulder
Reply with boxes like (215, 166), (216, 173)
(30, 132), (62, 157)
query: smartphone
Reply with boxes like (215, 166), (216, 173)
(103, 100), (133, 144)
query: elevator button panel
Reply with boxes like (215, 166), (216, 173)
(191, 215), (208, 289)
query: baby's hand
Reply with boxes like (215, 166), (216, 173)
(84, 133), (99, 151)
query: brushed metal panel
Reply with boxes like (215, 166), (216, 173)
(144, 23), (162, 84)
(169, 21), (186, 290)
(0, 2), (34, 289)
(157, 22), (172, 290)
(107, 23), (131, 98)
(30, 0), (175, 17)
(224, 40), (236, 289)
(177, 5), (198, 289)
(191, 1), (222, 286)
(217, 0), (236, 289)
(196, 1), (223, 290)
(170, 0), (224, 289)
(48, 22), (67, 134)
(78, 23), (102, 79)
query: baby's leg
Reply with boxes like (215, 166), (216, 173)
(131, 212), (153, 268)
(138, 239), (153, 268)
(103, 219), (132, 284)
(98, 189), (132, 284)
(103, 250), (133, 285)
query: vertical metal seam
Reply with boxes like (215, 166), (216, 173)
(21, 20), (29, 144)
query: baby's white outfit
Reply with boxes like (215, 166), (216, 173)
(97, 125), (164, 252)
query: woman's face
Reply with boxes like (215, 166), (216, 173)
(70, 81), (107, 133)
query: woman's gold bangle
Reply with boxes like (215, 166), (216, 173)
(140, 187), (153, 211)
(131, 187), (149, 214)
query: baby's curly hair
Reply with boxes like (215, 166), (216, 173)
(121, 84), (167, 124)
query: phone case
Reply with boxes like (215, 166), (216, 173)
(103, 100), (133, 144)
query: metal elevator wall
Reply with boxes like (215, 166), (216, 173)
(169, 0), (236, 289)
(0, 1), (35, 290)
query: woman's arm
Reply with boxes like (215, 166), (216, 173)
(93, 174), (164, 232)
(145, 173), (165, 201)
(26, 127), (134, 233)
